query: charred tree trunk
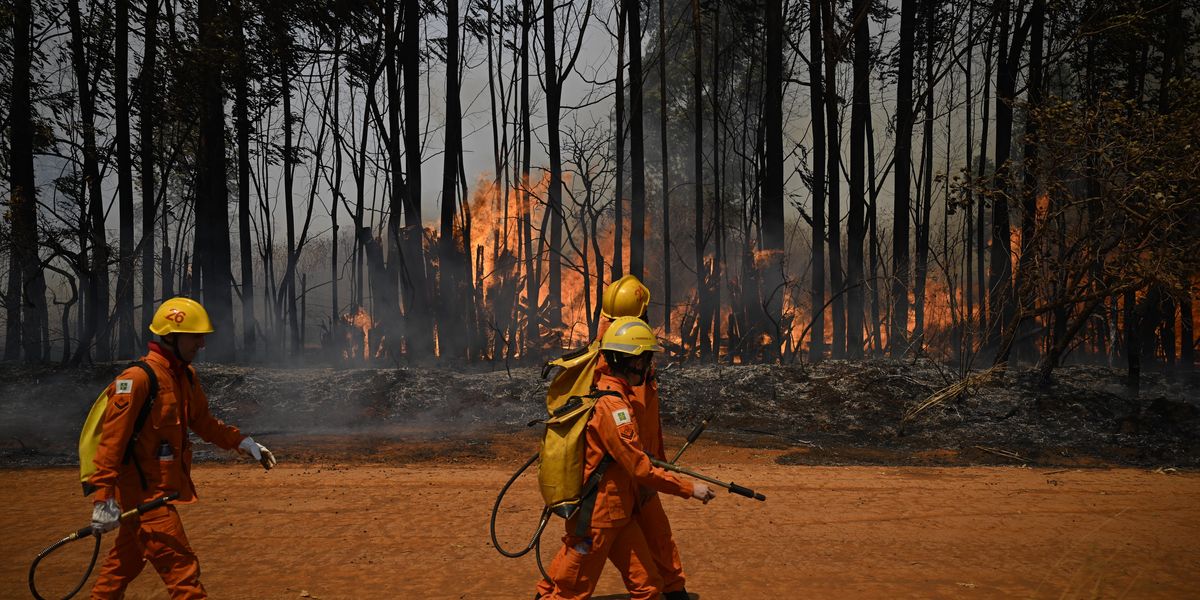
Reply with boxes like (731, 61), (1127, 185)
(116, 0), (136, 358)
(67, 0), (110, 364)
(1038, 295), (1106, 385)
(963, 0), (974, 358)
(329, 27), (343, 353)
(1158, 0), (1185, 373)
(690, 0), (711, 358)
(350, 70), (374, 312)
(975, 12), (994, 344)
(847, 0), (869, 359)
(808, 0), (827, 361)
(232, 0), (256, 355)
(162, 0), (177, 308)
(1162, 299), (1177, 369)
(440, 0), (465, 360)
(1008, 0), (1045, 367)
(891, 0), (916, 356)
(8, 0), (45, 362)
(1125, 290), (1140, 387)
(821, 0), (845, 359)
(1138, 288), (1164, 371)
(613, 2), (626, 279)
(866, 80), (882, 355)
(139, 0), (160, 347)
(705, 1), (724, 355)
(988, 0), (1017, 358)
(544, 0), (564, 327)
(711, 2), (723, 358)
(4, 255), (17, 360)
(1182, 291), (1194, 372)
(627, 0), (646, 280)
(404, 0), (432, 358)
(913, 2), (935, 350)
(659, 0), (672, 333)
(196, 0), (234, 361)
(279, 10), (298, 352)
(384, 0), (405, 360)
(521, 0), (538, 354)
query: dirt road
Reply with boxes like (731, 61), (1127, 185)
(7, 441), (1199, 599)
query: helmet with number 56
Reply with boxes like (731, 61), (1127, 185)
(149, 297), (215, 336)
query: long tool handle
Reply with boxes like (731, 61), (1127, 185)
(649, 457), (766, 501)
(71, 491), (181, 540)
(669, 414), (711, 464)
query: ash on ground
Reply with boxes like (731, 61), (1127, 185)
(1, 359), (1196, 469)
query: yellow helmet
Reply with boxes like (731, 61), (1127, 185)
(149, 297), (214, 336)
(599, 316), (663, 356)
(601, 274), (650, 319)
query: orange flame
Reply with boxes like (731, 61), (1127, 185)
(340, 306), (374, 362)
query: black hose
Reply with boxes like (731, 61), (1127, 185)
(534, 523), (551, 582)
(490, 451), (552, 559)
(490, 452), (556, 582)
(29, 493), (179, 600)
(28, 531), (101, 600)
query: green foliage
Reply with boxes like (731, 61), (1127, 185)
(1036, 81), (1200, 291)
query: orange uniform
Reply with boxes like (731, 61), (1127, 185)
(627, 373), (690, 594)
(593, 319), (689, 594)
(89, 342), (245, 599)
(537, 374), (694, 600)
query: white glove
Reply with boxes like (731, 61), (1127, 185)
(238, 436), (277, 470)
(91, 498), (121, 534)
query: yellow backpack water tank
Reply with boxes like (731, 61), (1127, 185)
(536, 344), (604, 516)
(78, 361), (159, 496)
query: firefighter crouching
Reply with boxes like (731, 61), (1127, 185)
(87, 297), (277, 599)
(536, 316), (716, 600)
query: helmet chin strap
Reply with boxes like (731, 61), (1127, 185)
(613, 355), (651, 386)
(161, 335), (189, 365)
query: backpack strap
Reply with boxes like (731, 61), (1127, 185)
(570, 389), (623, 536)
(572, 454), (613, 537)
(541, 345), (594, 379)
(122, 361), (159, 491)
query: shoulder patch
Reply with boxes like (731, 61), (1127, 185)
(612, 408), (632, 427)
(115, 379), (134, 395)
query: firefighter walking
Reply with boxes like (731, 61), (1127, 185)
(536, 316), (716, 600)
(600, 275), (696, 600)
(86, 297), (277, 599)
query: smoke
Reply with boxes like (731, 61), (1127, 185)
(0, 362), (550, 467)
(2, 359), (1198, 469)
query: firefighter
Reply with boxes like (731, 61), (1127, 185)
(597, 275), (694, 600)
(87, 297), (277, 599)
(537, 317), (716, 600)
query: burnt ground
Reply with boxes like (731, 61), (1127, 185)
(0, 359), (1197, 469)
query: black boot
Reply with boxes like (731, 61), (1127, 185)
(664, 590), (691, 600)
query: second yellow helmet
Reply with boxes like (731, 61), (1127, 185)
(601, 274), (650, 319)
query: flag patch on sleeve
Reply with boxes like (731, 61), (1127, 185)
(115, 379), (133, 395)
(612, 408), (631, 426)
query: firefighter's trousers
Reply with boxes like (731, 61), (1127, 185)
(90, 504), (206, 599)
(536, 518), (661, 600)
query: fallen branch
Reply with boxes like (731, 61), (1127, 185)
(900, 363), (1005, 428)
(972, 445), (1025, 461)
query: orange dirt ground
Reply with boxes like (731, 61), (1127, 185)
(5, 438), (1199, 599)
